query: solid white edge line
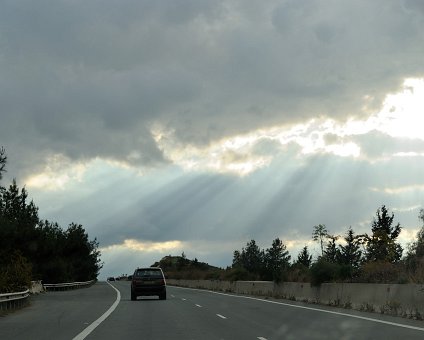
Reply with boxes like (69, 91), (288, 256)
(171, 286), (424, 332)
(72, 281), (121, 340)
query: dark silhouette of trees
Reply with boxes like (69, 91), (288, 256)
(310, 258), (340, 286)
(338, 227), (362, 278)
(241, 239), (263, 277)
(63, 223), (102, 281)
(231, 239), (291, 282)
(310, 229), (343, 285)
(289, 245), (312, 282)
(407, 209), (424, 258)
(232, 250), (242, 267)
(323, 235), (340, 263)
(0, 148), (102, 292)
(365, 205), (402, 263)
(0, 180), (40, 289)
(0, 147), (6, 180)
(264, 238), (291, 282)
(296, 246), (312, 268)
(405, 209), (424, 281)
(229, 205), (424, 284)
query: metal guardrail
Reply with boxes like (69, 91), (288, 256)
(0, 289), (30, 311)
(0, 280), (95, 312)
(43, 280), (95, 291)
(0, 280), (95, 296)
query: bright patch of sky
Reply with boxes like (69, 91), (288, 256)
(26, 154), (87, 190)
(147, 78), (424, 176)
(375, 78), (424, 140)
(102, 239), (185, 253)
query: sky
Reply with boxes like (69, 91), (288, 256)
(1, 0), (424, 279)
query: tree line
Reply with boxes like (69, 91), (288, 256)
(230, 205), (424, 285)
(0, 148), (102, 293)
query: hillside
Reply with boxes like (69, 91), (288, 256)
(152, 255), (224, 280)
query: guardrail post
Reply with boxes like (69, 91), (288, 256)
(0, 289), (30, 313)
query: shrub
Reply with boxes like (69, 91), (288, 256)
(287, 263), (310, 282)
(406, 257), (424, 283)
(0, 251), (32, 293)
(310, 259), (339, 286)
(359, 261), (405, 283)
(223, 267), (254, 281)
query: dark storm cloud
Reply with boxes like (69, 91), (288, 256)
(1, 0), (424, 177)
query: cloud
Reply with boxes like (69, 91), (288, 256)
(1, 0), (424, 177)
(351, 131), (424, 159)
(2, 1), (424, 278)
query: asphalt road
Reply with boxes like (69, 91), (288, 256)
(2, 281), (424, 339)
(0, 281), (116, 340)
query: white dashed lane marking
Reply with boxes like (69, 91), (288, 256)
(216, 314), (227, 319)
(195, 304), (202, 307)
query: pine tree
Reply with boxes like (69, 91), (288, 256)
(241, 240), (263, 276)
(323, 235), (340, 263)
(338, 227), (362, 278)
(296, 246), (312, 268)
(0, 147), (6, 181)
(264, 238), (291, 282)
(365, 205), (402, 263)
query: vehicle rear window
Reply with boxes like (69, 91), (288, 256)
(134, 269), (163, 278)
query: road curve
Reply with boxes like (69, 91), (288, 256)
(2, 281), (424, 339)
(0, 281), (116, 340)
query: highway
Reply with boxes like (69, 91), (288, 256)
(1, 281), (424, 339)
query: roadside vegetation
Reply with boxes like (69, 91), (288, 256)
(0, 148), (102, 293)
(152, 253), (224, 280)
(159, 204), (424, 285)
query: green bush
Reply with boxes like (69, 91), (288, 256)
(310, 259), (339, 286)
(223, 267), (254, 282)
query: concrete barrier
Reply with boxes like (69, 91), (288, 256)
(167, 279), (424, 319)
(30, 281), (44, 294)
